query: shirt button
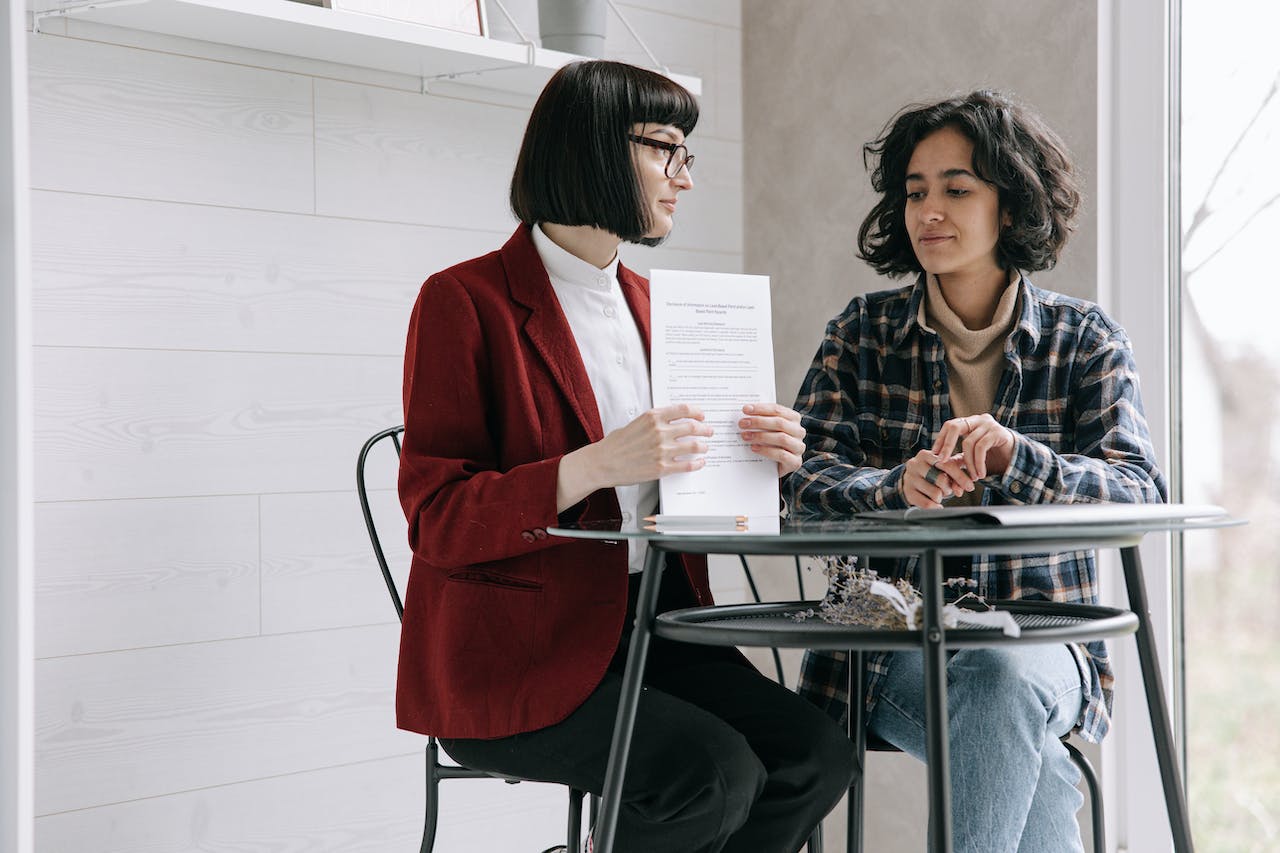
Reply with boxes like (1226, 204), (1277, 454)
(597, 275), (609, 287)
(1010, 482), (1022, 494)
(627, 407), (637, 417)
(603, 305), (616, 318)
(622, 511), (633, 523)
(933, 379), (943, 391)
(616, 354), (625, 364)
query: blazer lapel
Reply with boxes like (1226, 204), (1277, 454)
(618, 263), (652, 362)
(500, 226), (605, 443)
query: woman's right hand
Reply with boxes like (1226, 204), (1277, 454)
(556, 404), (714, 511)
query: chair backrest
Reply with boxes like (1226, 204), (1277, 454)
(357, 425), (407, 622)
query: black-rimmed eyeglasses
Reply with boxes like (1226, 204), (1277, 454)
(628, 134), (695, 178)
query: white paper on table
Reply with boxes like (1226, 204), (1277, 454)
(649, 270), (779, 518)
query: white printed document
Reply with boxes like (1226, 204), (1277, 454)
(650, 270), (780, 530)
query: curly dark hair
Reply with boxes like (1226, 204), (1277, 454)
(857, 90), (1081, 277)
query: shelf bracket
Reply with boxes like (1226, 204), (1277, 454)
(487, 0), (534, 47)
(606, 0), (670, 77)
(419, 43), (535, 95)
(416, 0), (537, 93)
(420, 0), (537, 98)
(32, 0), (151, 35)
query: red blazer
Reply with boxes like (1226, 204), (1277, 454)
(396, 225), (718, 739)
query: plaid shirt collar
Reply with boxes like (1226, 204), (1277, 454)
(892, 271), (1046, 354)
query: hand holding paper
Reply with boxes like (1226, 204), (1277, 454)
(738, 402), (806, 477)
(554, 402), (713, 512)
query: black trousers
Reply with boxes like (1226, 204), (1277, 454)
(442, 563), (855, 853)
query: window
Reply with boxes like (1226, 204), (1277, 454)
(1180, 2), (1280, 848)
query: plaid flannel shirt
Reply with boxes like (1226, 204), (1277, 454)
(786, 273), (1168, 743)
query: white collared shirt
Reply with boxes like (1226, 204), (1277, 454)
(532, 224), (657, 573)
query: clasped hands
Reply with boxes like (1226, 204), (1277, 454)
(903, 414), (1016, 509)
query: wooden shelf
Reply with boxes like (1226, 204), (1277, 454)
(30, 0), (701, 97)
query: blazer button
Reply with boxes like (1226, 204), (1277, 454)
(534, 528), (548, 540)
(521, 531), (536, 543)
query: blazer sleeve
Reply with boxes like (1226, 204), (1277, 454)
(398, 273), (572, 569)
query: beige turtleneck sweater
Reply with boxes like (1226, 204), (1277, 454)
(918, 273), (1021, 506)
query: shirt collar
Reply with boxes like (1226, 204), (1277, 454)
(893, 273), (929, 349)
(1010, 273), (1043, 351)
(532, 223), (620, 289)
(895, 269), (1039, 351)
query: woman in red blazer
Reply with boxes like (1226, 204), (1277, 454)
(396, 61), (853, 852)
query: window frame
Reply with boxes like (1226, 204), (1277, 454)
(1097, 1), (1185, 851)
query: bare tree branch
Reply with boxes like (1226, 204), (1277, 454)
(1183, 73), (1280, 246)
(1186, 189), (1280, 278)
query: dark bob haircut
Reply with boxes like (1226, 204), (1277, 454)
(857, 90), (1081, 277)
(510, 60), (698, 245)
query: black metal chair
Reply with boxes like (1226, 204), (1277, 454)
(737, 555), (824, 853)
(357, 425), (588, 853)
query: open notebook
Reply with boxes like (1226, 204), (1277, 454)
(855, 503), (1227, 526)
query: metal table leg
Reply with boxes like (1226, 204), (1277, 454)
(593, 546), (667, 853)
(848, 650), (865, 853)
(1120, 545), (1196, 851)
(921, 548), (953, 853)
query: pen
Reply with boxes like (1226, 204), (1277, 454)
(644, 523), (748, 534)
(644, 515), (748, 525)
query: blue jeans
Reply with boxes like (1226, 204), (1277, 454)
(868, 644), (1086, 853)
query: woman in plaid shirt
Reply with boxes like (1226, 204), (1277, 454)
(786, 91), (1167, 852)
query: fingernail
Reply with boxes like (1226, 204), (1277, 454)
(739, 419), (750, 427)
(743, 404), (755, 413)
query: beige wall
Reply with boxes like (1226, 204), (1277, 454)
(744, 0), (1097, 405)
(742, 2), (1099, 849)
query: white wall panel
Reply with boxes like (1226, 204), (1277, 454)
(34, 752), (574, 853)
(619, 0), (741, 29)
(605, 4), (741, 142)
(2, 6), (34, 853)
(35, 496), (260, 658)
(28, 3), (743, 849)
(712, 21), (744, 142)
(33, 347), (402, 502)
(35, 624), (418, 815)
(30, 191), (498, 356)
(314, 79), (525, 229)
(27, 35), (313, 213)
(650, 135), (742, 255)
(617, 243), (743, 278)
(261, 488), (409, 635)
(36, 755), (423, 853)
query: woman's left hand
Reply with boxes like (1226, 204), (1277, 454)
(739, 403), (807, 477)
(931, 413), (1016, 479)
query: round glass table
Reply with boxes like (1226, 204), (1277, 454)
(551, 508), (1240, 853)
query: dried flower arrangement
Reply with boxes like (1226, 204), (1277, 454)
(794, 557), (1020, 636)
